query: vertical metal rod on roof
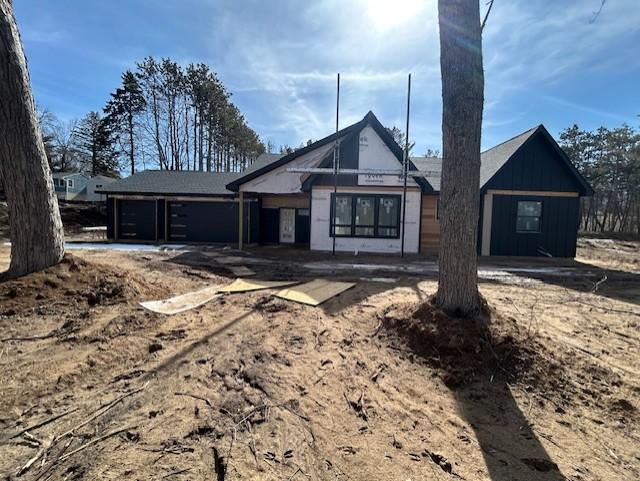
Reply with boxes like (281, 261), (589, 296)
(400, 73), (411, 258)
(332, 73), (340, 256)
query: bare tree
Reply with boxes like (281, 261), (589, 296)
(0, 0), (65, 278)
(435, 0), (484, 316)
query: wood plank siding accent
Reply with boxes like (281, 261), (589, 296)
(261, 194), (309, 209)
(420, 195), (440, 252)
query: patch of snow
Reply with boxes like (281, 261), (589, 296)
(65, 242), (187, 252)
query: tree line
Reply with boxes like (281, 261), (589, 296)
(560, 122), (640, 236)
(40, 57), (266, 177)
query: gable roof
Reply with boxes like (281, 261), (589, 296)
(97, 170), (241, 196)
(478, 126), (538, 187)
(410, 124), (593, 195)
(226, 111), (433, 192)
(411, 127), (538, 192)
(410, 156), (442, 191)
(239, 153), (284, 178)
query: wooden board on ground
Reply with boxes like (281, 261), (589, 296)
(218, 279), (299, 294)
(275, 279), (356, 306)
(140, 286), (221, 315)
(228, 266), (256, 277)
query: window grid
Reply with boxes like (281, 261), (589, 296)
(516, 200), (542, 233)
(330, 193), (401, 239)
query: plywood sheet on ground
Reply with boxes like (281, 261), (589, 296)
(218, 279), (299, 293)
(275, 279), (355, 306)
(140, 286), (221, 315)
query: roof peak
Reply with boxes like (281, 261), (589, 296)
(482, 125), (541, 154)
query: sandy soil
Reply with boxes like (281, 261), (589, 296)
(0, 240), (638, 481)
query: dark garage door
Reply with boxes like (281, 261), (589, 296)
(118, 200), (156, 241)
(167, 201), (238, 243)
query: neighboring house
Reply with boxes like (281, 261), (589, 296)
(52, 172), (90, 201)
(52, 172), (117, 202)
(99, 111), (593, 257)
(86, 175), (117, 202)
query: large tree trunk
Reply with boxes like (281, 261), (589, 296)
(435, 0), (484, 316)
(0, 0), (65, 278)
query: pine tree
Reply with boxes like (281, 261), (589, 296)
(73, 111), (119, 177)
(104, 71), (145, 176)
(435, 0), (484, 316)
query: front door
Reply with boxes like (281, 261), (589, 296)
(279, 208), (295, 243)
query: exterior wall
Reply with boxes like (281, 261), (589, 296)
(310, 186), (421, 254)
(87, 177), (116, 202)
(53, 174), (89, 201)
(239, 142), (335, 194)
(357, 125), (419, 188)
(261, 194), (309, 209)
(420, 195), (440, 252)
(481, 190), (580, 257)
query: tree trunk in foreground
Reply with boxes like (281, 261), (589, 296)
(435, 0), (484, 316)
(0, 0), (64, 278)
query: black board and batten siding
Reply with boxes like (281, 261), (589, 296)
(489, 195), (580, 257)
(479, 130), (587, 257)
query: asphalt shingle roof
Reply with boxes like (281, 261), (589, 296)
(99, 126), (547, 196)
(97, 170), (242, 196)
(239, 153), (285, 178)
(411, 126), (539, 191)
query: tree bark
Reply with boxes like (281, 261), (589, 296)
(0, 0), (65, 278)
(435, 0), (484, 316)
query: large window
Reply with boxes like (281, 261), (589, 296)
(331, 194), (400, 238)
(516, 201), (542, 233)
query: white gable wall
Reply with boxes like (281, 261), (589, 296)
(357, 125), (418, 188)
(310, 186), (421, 254)
(239, 142), (336, 194)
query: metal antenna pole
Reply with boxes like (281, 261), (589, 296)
(400, 73), (411, 258)
(332, 73), (340, 256)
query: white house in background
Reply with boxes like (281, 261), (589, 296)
(52, 172), (117, 202)
(86, 175), (117, 202)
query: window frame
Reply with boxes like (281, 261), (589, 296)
(515, 200), (543, 234)
(330, 193), (401, 239)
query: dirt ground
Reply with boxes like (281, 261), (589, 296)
(0, 238), (638, 481)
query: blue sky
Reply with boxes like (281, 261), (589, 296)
(15, 0), (640, 155)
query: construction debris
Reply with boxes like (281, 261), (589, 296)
(217, 278), (299, 294)
(140, 286), (221, 315)
(275, 279), (355, 306)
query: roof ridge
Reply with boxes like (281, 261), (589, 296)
(481, 125), (540, 154)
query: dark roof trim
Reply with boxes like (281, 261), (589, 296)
(227, 111), (434, 193)
(225, 119), (363, 192)
(300, 118), (366, 192)
(98, 190), (238, 198)
(361, 112), (433, 192)
(536, 125), (594, 196)
(480, 124), (594, 196)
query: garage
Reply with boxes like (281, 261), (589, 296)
(117, 199), (157, 241)
(101, 171), (259, 245)
(167, 200), (239, 243)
